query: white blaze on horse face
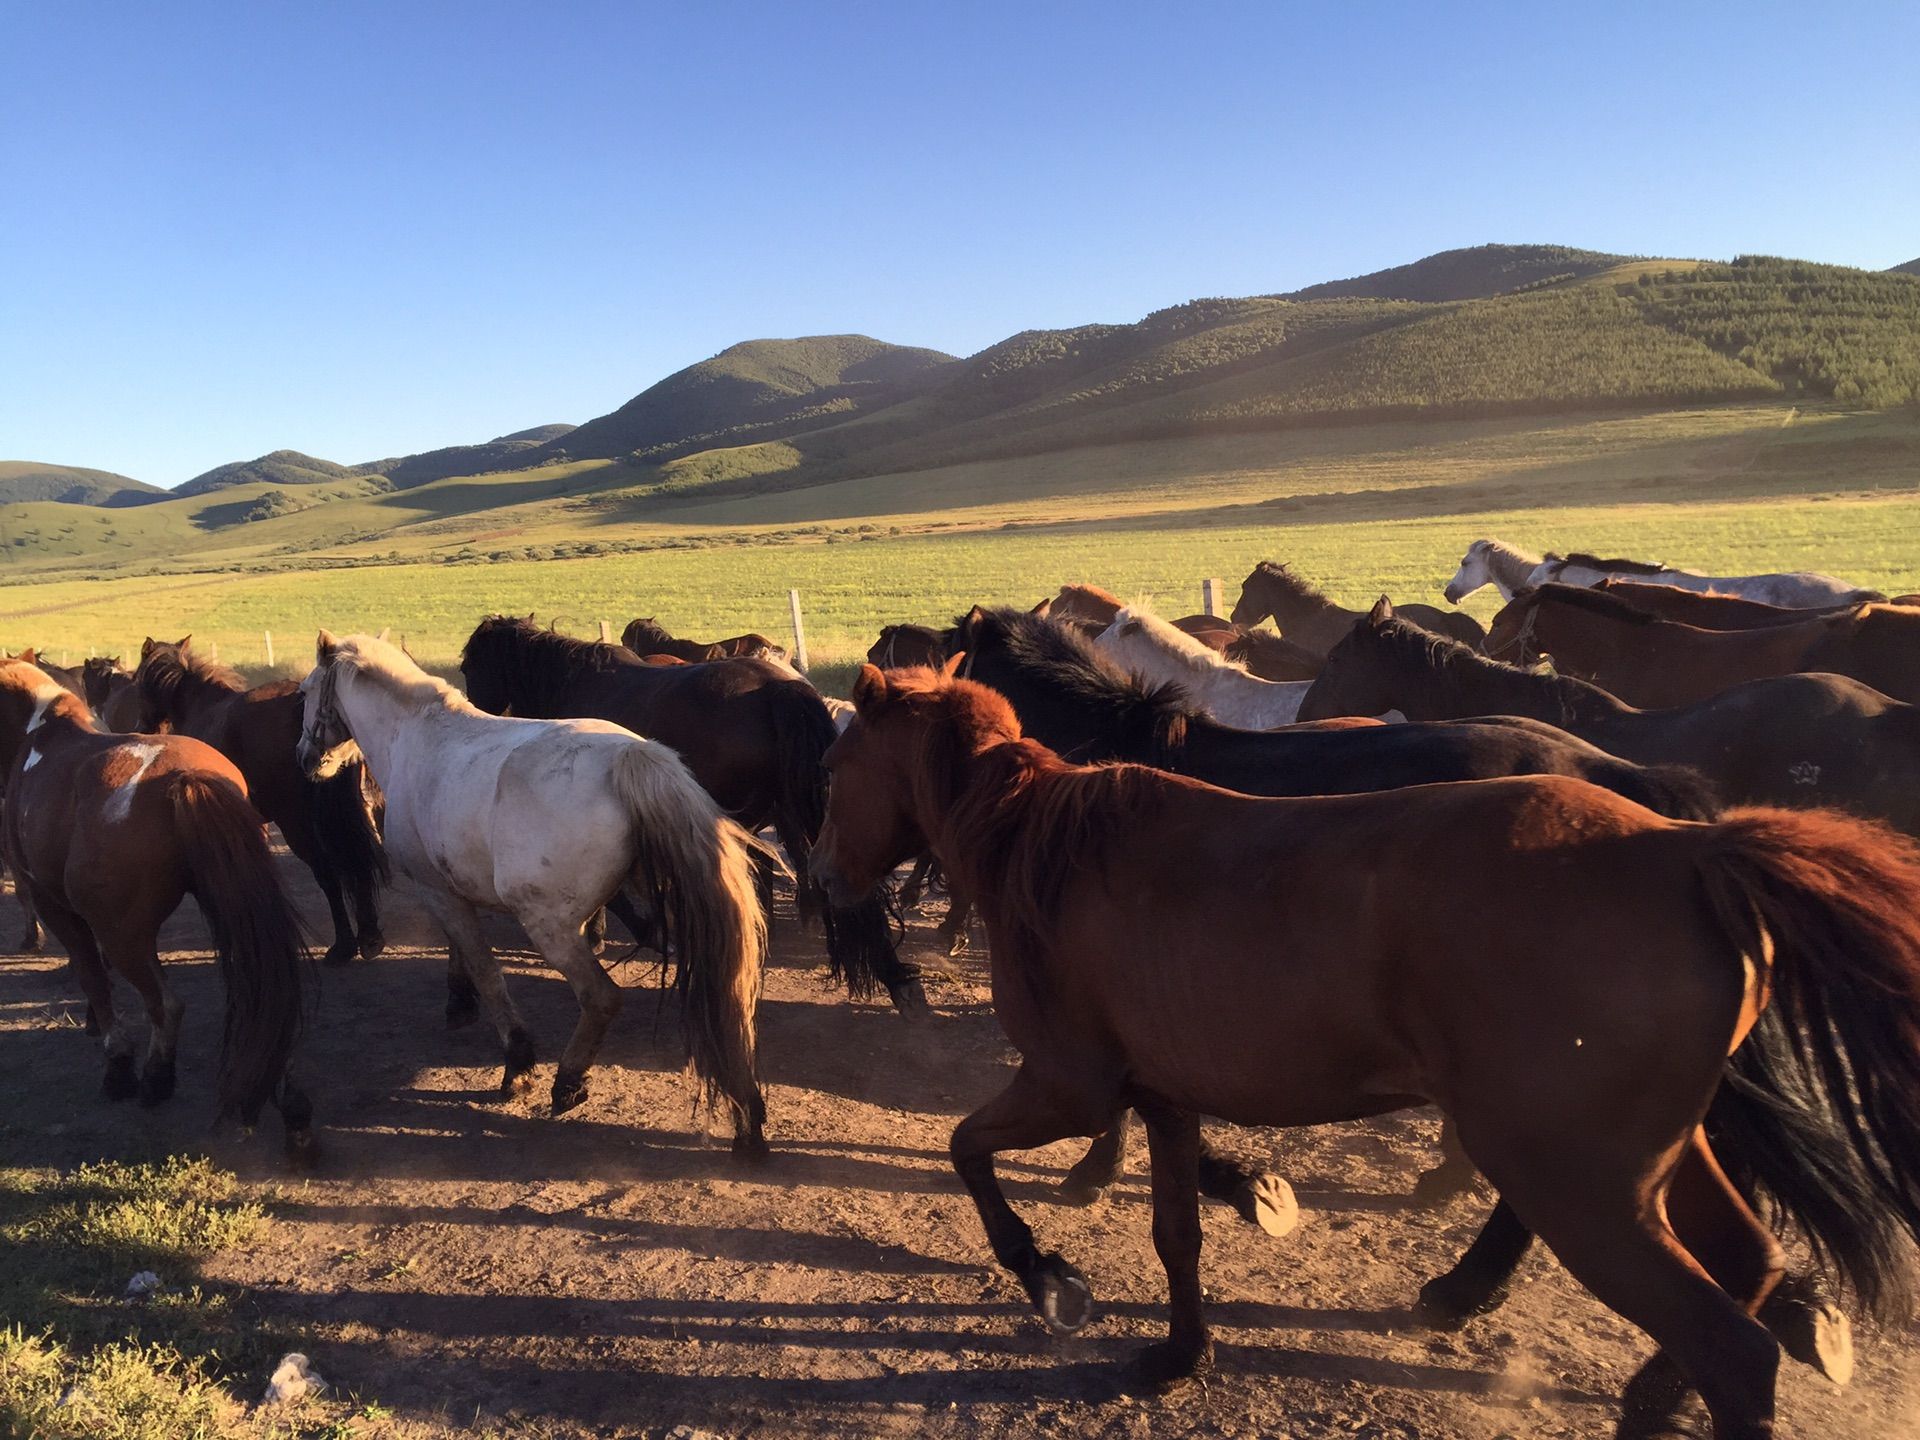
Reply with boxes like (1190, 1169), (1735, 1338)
(102, 743), (163, 825)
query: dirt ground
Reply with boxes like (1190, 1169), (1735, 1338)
(2, 851), (1915, 1440)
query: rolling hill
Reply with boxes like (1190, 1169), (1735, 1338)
(1284, 243), (1634, 301)
(0, 462), (163, 507)
(358, 423), (577, 490)
(1892, 257), (1920, 276)
(175, 449), (364, 496)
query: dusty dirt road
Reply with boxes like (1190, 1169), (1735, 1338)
(2, 854), (1915, 1439)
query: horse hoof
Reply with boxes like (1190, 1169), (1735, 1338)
(1029, 1254), (1095, 1335)
(1411, 1164), (1475, 1209)
(82, 1006), (101, 1037)
(1414, 1271), (1511, 1330)
(1231, 1173), (1299, 1238)
(357, 930), (386, 962)
(731, 1130), (772, 1166)
(887, 979), (931, 1022)
(1128, 1338), (1214, 1395)
(283, 1126), (320, 1172)
(1057, 1177), (1107, 1208)
(445, 995), (481, 1029)
(102, 1056), (138, 1101)
(138, 1062), (177, 1107)
(944, 931), (968, 958)
(1766, 1294), (1853, 1387)
(17, 933), (42, 954)
(550, 1072), (589, 1115)
(322, 941), (356, 966)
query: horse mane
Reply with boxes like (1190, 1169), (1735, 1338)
(137, 641), (248, 712)
(1110, 605), (1243, 676)
(1366, 613), (1617, 725)
(1548, 551), (1670, 576)
(624, 616), (670, 642)
(1474, 537), (1543, 567)
(1058, 583), (1124, 608)
(1532, 583), (1663, 626)
(460, 615), (629, 707)
(332, 633), (465, 708)
(1251, 560), (1337, 609)
(957, 606), (1192, 756)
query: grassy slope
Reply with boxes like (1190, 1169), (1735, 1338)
(0, 462), (163, 506)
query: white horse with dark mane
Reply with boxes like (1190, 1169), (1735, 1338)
(295, 631), (772, 1157)
(1444, 538), (1879, 608)
(1095, 606), (1313, 730)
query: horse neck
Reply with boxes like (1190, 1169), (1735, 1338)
(1259, 578), (1349, 646)
(149, 660), (240, 722)
(1484, 543), (1541, 597)
(336, 667), (437, 776)
(1401, 641), (1626, 725)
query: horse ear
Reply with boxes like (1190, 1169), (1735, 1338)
(140, 636), (157, 658)
(176, 634), (192, 649)
(375, 627), (391, 642)
(965, 605), (987, 627)
(852, 663), (890, 711)
(316, 629), (340, 662)
(1030, 596), (1053, 619)
(940, 651), (966, 678)
(1368, 596), (1394, 626)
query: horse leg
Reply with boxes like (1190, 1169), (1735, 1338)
(13, 882), (42, 954)
(34, 892), (129, 1097)
(104, 932), (183, 1107)
(520, 912), (624, 1116)
(607, 889), (664, 955)
(1415, 1198), (1537, 1327)
(279, 810), (358, 966)
(937, 885), (972, 958)
(898, 853), (936, 911)
(950, 1063), (1102, 1335)
(1131, 1096), (1212, 1391)
(1059, 1109), (1130, 1205)
(1060, 1112), (1296, 1235)
(1411, 1115), (1481, 1206)
(1486, 1140), (1779, 1440)
(424, 893), (535, 1097)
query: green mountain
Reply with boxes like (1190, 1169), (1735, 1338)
(1891, 258), (1920, 276)
(546, 335), (957, 463)
(358, 424), (576, 490)
(175, 449), (363, 496)
(0, 461), (163, 507)
(1286, 243), (1635, 302)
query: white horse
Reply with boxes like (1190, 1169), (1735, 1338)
(295, 631), (772, 1156)
(1445, 537), (1879, 608)
(1095, 606), (1312, 730)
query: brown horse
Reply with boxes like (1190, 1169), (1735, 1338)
(1047, 585), (1237, 653)
(0, 657), (314, 1161)
(1594, 581), (1865, 630)
(1229, 562), (1486, 653)
(7, 648), (85, 698)
(1489, 584), (1920, 707)
(811, 661), (1920, 1436)
(1222, 628), (1322, 682)
(621, 616), (787, 665)
(133, 638), (388, 966)
(81, 656), (148, 732)
(867, 623), (951, 670)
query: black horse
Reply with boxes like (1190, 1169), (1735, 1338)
(458, 616), (922, 1016)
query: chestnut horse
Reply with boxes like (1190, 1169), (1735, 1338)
(1593, 580), (1869, 630)
(0, 657), (314, 1161)
(1229, 562), (1485, 653)
(133, 638), (388, 965)
(621, 616), (787, 665)
(1488, 584), (1920, 707)
(811, 662), (1920, 1436)
(458, 616), (922, 1015)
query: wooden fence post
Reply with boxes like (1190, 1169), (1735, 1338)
(263, 631), (275, 667)
(206, 641), (217, 663)
(598, 620), (612, 643)
(787, 589), (809, 675)
(1202, 578), (1223, 617)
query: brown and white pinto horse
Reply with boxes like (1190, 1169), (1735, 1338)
(0, 657), (313, 1161)
(811, 662), (1920, 1438)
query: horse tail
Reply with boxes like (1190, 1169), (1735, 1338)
(309, 756), (389, 927)
(169, 774), (308, 1124)
(765, 678), (899, 999)
(1602, 759), (1722, 823)
(1696, 807), (1920, 1319)
(612, 742), (772, 1132)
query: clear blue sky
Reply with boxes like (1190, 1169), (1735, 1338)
(4, 1), (1915, 487)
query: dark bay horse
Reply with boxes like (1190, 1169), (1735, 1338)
(950, 605), (1720, 1209)
(133, 639), (388, 965)
(1594, 580), (1865, 630)
(867, 623), (952, 670)
(0, 657), (314, 1162)
(81, 656), (147, 732)
(458, 616), (922, 1015)
(1488, 584), (1920, 707)
(1222, 627), (1322, 682)
(1301, 599), (1920, 840)
(811, 663), (1920, 1436)
(621, 616), (787, 664)
(1229, 561), (1485, 653)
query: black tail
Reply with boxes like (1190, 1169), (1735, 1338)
(765, 678), (899, 999)
(1604, 759), (1722, 823)
(1697, 807), (1920, 1318)
(169, 775), (309, 1123)
(309, 757), (388, 926)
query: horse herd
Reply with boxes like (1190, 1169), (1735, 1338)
(5, 536), (1920, 1439)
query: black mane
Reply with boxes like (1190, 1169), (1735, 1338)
(137, 641), (248, 713)
(1548, 551), (1669, 576)
(459, 615), (632, 711)
(1365, 613), (1624, 726)
(1531, 582), (1663, 625)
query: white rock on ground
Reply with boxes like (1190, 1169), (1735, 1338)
(262, 1353), (327, 1405)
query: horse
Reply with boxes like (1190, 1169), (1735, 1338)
(867, 623), (952, 670)
(295, 631), (770, 1141)
(1046, 584), (1238, 653)
(457, 616), (923, 1015)
(621, 616), (787, 665)
(132, 638), (388, 966)
(1222, 628), (1322, 682)
(0, 657), (315, 1162)
(1450, 539), (1885, 609)
(1593, 580), (1884, 630)
(1229, 562), (1485, 653)
(1095, 606), (1314, 729)
(1488, 584), (1920, 707)
(6, 648), (86, 699)
(810, 661), (1920, 1435)
(949, 604), (1722, 1212)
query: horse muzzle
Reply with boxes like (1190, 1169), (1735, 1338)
(808, 848), (867, 909)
